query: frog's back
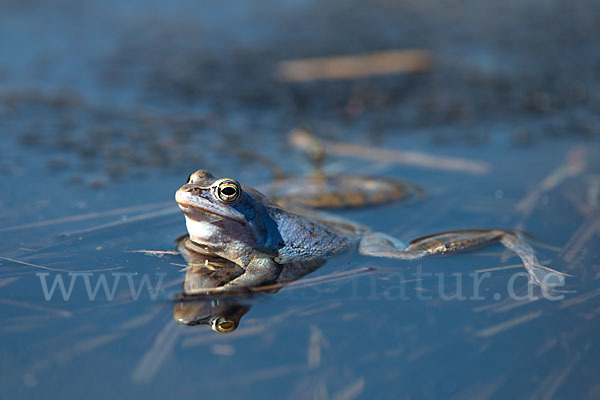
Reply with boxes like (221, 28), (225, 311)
(268, 206), (360, 263)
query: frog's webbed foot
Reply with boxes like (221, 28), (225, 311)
(218, 257), (282, 292)
(359, 229), (568, 289)
(499, 233), (569, 289)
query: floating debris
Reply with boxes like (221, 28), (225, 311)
(290, 129), (490, 175)
(474, 311), (542, 337)
(276, 50), (432, 82)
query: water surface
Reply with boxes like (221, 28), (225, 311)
(1, 1), (599, 398)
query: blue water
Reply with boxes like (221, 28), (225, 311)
(1, 1), (599, 399)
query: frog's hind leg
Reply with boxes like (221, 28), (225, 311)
(359, 229), (505, 260)
(358, 232), (415, 259)
(359, 229), (567, 287)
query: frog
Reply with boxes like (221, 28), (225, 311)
(175, 169), (565, 292)
(172, 239), (324, 332)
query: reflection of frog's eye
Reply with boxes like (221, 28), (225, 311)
(216, 180), (241, 203)
(211, 316), (238, 333)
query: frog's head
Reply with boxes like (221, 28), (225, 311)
(176, 170), (246, 225)
(175, 170), (281, 258)
(173, 300), (249, 334)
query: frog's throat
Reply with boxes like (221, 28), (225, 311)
(177, 202), (247, 226)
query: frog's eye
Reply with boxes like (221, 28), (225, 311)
(216, 180), (241, 203)
(211, 316), (238, 333)
(187, 170), (216, 184)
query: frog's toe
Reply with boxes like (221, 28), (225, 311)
(526, 263), (569, 290)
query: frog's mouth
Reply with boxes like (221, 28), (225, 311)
(176, 188), (247, 226)
(178, 203), (247, 226)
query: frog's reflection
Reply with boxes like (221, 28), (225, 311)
(173, 300), (249, 333)
(173, 235), (324, 333)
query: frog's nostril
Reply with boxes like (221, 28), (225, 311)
(186, 187), (203, 194)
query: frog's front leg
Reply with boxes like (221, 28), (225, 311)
(219, 256), (282, 291)
(359, 229), (566, 287)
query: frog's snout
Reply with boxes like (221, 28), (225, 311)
(175, 186), (196, 213)
(176, 185), (203, 205)
(175, 186), (187, 205)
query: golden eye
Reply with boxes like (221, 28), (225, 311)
(216, 180), (241, 203)
(211, 316), (237, 333)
